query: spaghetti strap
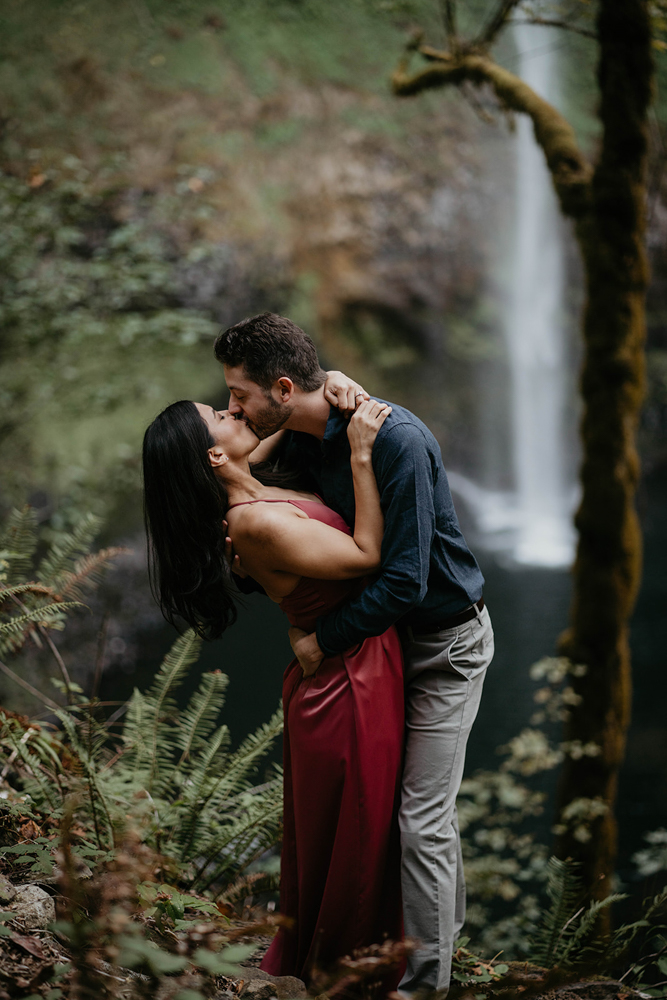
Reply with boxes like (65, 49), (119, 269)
(227, 498), (323, 511)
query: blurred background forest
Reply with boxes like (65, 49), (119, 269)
(1, 0), (666, 899)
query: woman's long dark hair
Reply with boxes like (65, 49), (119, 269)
(143, 400), (235, 639)
(142, 400), (308, 639)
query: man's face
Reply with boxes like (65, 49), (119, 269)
(223, 364), (293, 440)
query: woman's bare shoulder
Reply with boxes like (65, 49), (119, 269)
(228, 501), (306, 545)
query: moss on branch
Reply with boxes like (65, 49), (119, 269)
(392, 51), (593, 217)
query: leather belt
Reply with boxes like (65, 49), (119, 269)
(411, 597), (485, 636)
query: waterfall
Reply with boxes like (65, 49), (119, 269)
(448, 24), (576, 568)
(505, 23), (574, 566)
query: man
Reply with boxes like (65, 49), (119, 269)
(215, 312), (494, 995)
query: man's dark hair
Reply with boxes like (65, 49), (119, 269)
(214, 312), (326, 392)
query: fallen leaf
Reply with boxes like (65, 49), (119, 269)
(19, 820), (42, 840)
(10, 933), (47, 960)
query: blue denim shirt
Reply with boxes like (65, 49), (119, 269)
(282, 401), (484, 656)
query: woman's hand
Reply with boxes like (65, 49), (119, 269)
(347, 399), (392, 462)
(289, 627), (324, 677)
(324, 371), (369, 414)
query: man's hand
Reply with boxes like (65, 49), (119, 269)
(222, 520), (248, 579)
(324, 371), (369, 416)
(288, 627), (325, 677)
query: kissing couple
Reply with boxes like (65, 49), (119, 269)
(142, 312), (494, 996)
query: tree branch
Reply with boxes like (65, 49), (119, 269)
(392, 51), (593, 218)
(512, 17), (598, 40)
(476, 0), (524, 47)
(442, 0), (457, 44)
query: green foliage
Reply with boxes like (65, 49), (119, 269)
(457, 656), (627, 958)
(1, 630), (283, 895)
(529, 857), (624, 969)
(0, 164), (220, 512)
(0, 504), (283, 898)
(451, 938), (509, 986)
(0, 506), (92, 660)
(109, 628), (284, 893)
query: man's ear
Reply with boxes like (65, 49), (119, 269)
(275, 377), (295, 402)
(208, 447), (228, 468)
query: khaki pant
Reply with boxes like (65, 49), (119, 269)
(398, 604), (494, 995)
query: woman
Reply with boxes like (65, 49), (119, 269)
(142, 399), (404, 985)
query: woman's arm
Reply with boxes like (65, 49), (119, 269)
(247, 371), (368, 467)
(248, 429), (286, 465)
(235, 400), (391, 581)
(322, 370), (369, 413)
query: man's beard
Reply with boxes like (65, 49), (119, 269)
(247, 395), (293, 440)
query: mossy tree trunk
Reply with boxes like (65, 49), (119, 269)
(556, 0), (652, 888)
(393, 0), (654, 894)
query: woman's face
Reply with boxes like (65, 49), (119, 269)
(194, 404), (258, 462)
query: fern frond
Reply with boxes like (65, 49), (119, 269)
(173, 724), (231, 856)
(114, 632), (203, 789)
(0, 507), (38, 585)
(193, 773), (283, 874)
(174, 670), (229, 763)
(607, 886), (667, 963)
(60, 546), (130, 599)
(55, 709), (115, 848)
(1, 716), (63, 811)
(144, 629), (203, 791)
(0, 600), (82, 637)
(0, 582), (56, 604)
(36, 513), (101, 592)
(119, 689), (151, 776)
(195, 796), (283, 894)
(559, 892), (627, 966)
(197, 706), (283, 815)
(529, 856), (583, 967)
(218, 870), (281, 908)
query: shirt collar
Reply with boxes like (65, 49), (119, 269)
(322, 405), (348, 451)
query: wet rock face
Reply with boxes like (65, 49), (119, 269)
(8, 884), (56, 929)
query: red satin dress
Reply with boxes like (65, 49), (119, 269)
(229, 498), (404, 984)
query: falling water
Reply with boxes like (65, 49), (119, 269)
(449, 24), (576, 568)
(505, 23), (574, 565)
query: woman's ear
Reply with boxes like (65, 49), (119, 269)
(208, 447), (229, 468)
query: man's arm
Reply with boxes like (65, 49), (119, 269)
(315, 422), (436, 656)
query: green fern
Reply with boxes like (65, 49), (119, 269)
(529, 857), (585, 967)
(107, 631), (284, 894)
(0, 507), (120, 661)
(173, 670), (230, 764)
(136, 628), (203, 793)
(0, 599), (82, 656)
(0, 529), (284, 899)
(55, 709), (116, 849)
(0, 507), (38, 586)
(60, 547), (130, 600)
(0, 714), (65, 814)
(174, 723), (233, 855)
(36, 513), (101, 593)
(528, 856), (627, 970)
(559, 892), (627, 967)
